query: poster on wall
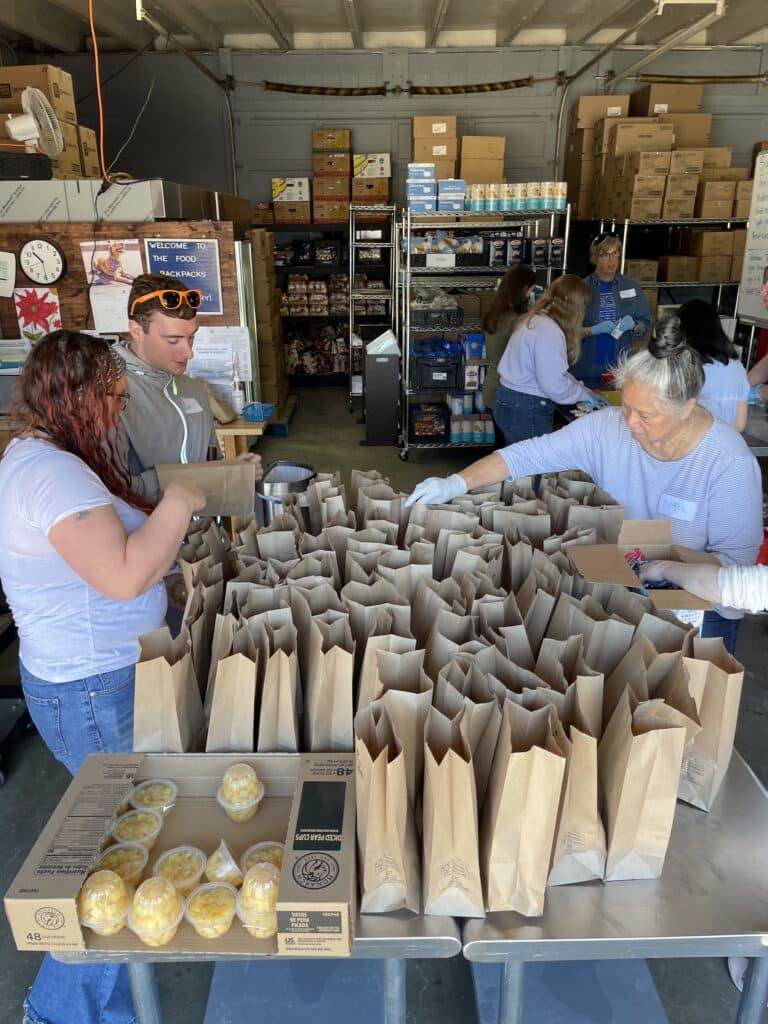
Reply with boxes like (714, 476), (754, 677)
(14, 287), (62, 342)
(143, 238), (223, 315)
(736, 151), (768, 327)
(79, 238), (144, 334)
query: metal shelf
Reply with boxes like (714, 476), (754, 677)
(351, 289), (392, 298)
(406, 274), (502, 289)
(406, 441), (496, 450)
(409, 212), (564, 229)
(354, 242), (394, 249)
(641, 280), (740, 289)
(618, 218), (749, 227)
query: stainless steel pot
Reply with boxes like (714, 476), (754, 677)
(256, 460), (316, 525)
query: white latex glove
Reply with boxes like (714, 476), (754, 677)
(404, 473), (468, 508)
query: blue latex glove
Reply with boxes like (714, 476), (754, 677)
(616, 314), (635, 334)
(404, 473), (468, 508)
(582, 389), (610, 410)
(748, 384), (764, 405)
(590, 321), (615, 336)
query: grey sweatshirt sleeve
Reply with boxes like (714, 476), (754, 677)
(533, 321), (589, 406)
(497, 408), (600, 479)
(718, 565), (768, 614)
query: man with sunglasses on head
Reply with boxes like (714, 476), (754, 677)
(121, 272), (261, 499)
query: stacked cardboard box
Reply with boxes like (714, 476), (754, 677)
(312, 128), (352, 223)
(412, 115), (457, 180)
(352, 153), (391, 205)
(459, 135), (505, 185)
(0, 64), (86, 178)
(272, 177), (311, 225)
(564, 95), (630, 218)
(659, 227), (745, 283)
(250, 228), (288, 411)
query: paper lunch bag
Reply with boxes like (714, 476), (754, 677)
(134, 626), (204, 753)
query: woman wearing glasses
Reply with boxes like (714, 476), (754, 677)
(0, 330), (205, 1024)
(571, 233), (652, 384)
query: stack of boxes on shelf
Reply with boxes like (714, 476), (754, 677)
(312, 128), (352, 223)
(565, 85), (754, 223)
(249, 229), (288, 413)
(352, 153), (391, 206)
(625, 226), (746, 290)
(0, 64), (100, 178)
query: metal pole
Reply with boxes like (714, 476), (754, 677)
(498, 960), (525, 1024)
(382, 957), (407, 1024)
(745, 324), (757, 370)
(736, 957), (768, 1024)
(127, 962), (163, 1024)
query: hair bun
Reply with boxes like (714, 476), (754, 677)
(649, 315), (687, 360)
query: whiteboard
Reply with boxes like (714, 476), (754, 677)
(736, 151), (768, 327)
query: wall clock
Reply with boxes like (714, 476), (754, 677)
(19, 238), (67, 286)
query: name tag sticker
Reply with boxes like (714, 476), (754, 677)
(619, 288), (636, 298)
(657, 493), (698, 522)
(178, 397), (204, 415)
(673, 609), (705, 633)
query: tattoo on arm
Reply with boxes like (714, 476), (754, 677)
(75, 510), (92, 522)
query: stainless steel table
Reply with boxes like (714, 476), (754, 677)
(744, 405), (768, 457)
(55, 911), (462, 1024)
(463, 754), (768, 1024)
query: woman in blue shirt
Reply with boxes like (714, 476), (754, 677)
(679, 299), (749, 430)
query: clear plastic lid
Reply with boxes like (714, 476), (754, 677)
(129, 779), (178, 816)
(216, 778), (265, 816)
(206, 839), (244, 887)
(185, 882), (237, 935)
(95, 842), (148, 885)
(219, 763), (263, 806)
(128, 877), (184, 938)
(77, 870), (131, 930)
(239, 862), (280, 914)
(111, 808), (163, 848)
(240, 841), (285, 875)
(152, 845), (206, 894)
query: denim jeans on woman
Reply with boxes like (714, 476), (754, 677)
(20, 663), (137, 1024)
(492, 384), (555, 447)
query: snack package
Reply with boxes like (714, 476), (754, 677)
(128, 877), (184, 947)
(236, 863), (280, 938)
(94, 842), (148, 887)
(216, 763), (264, 822)
(153, 846), (206, 897)
(206, 839), (244, 887)
(129, 779), (178, 817)
(111, 809), (163, 851)
(185, 882), (238, 939)
(77, 870), (131, 936)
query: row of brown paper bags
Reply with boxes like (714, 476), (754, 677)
(355, 632), (742, 919)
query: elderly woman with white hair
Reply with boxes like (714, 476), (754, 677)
(405, 316), (763, 654)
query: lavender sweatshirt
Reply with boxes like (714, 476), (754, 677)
(497, 314), (590, 406)
(498, 408), (763, 618)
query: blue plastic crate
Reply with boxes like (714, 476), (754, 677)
(242, 401), (275, 422)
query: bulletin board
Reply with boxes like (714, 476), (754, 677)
(736, 151), (768, 327)
(0, 220), (238, 339)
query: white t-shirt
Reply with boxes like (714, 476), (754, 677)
(698, 358), (750, 427)
(0, 438), (166, 681)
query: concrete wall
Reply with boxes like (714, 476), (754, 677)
(44, 46), (768, 204)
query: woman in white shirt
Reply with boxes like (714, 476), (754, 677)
(679, 299), (749, 431)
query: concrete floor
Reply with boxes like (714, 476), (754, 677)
(0, 385), (766, 1024)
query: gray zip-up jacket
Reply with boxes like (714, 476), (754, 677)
(119, 342), (219, 501)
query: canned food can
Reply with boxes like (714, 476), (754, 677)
(526, 181), (542, 211)
(554, 181), (568, 209)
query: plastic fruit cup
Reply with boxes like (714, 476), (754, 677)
(111, 809), (163, 851)
(206, 839), (244, 887)
(77, 870), (131, 937)
(237, 862), (279, 939)
(129, 779), (178, 818)
(240, 841), (284, 875)
(94, 842), (148, 887)
(216, 779), (265, 823)
(152, 845), (206, 897)
(185, 883), (237, 940)
(128, 877), (184, 947)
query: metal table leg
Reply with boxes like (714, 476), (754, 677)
(498, 961), (525, 1024)
(383, 958), (406, 1024)
(736, 957), (768, 1024)
(128, 961), (163, 1024)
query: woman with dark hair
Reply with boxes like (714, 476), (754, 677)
(481, 264), (537, 411)
(678, 299), (749, 430)
(0, 330), (204, 1024)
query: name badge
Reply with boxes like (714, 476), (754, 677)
(619, 288), (636, 298)
(657, 493), (698, 522)
(178, 397), (204, 415)
(672, 609), (705, 633)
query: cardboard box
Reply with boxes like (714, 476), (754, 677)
(572, 186), (593, 219)
(659, 255), (699, 281)
(702, 147), (733, 168)
(258, 338), (285, 368)
(461, 136), (505, 160)
(608, 122), (674, 157)
(684, 230), (734, 257)
(252, 206), (275, 225)
(459, 158), (504, 184)
(624, 259), (658, 282)
(733, 198), (751, 219)
(665, 174), (699, 200)
(352, 153), (391, 178)
(406, 180), (437, 198)
(272, 177), (310, 202)
(624, 173), (667, 198)
(0, 63), (77, 126)
(697, 254), (734, 282)
(629, 83), (703, 116)
(697, 180), (737, 204)
(0, 180), (67, 222)
(658, 112), (712, 148)
(412, 116), (457, 138)
(313, 200), (350, 222)
(731, 253), (744, 281)
(312, 128), (351, 151)
(668, 150), (705, 176)
(593, 117), (657, 156)
(313, 177), (350, 200)
(643, 288), (659, 318)
(699, 167), (748, 182)
(432, 158), (456, 180)
(249, 228), (273, 262)
(696, 198), (737, 219)
(568, 520), (718, 612)
(623, 195), (663, 220)
(313, 153), (352, 177)
(616, 150), (671, 176)
(412, 137), (458, 161)
(4, 753), (355, 957)
(564, 157), (596, 189)
(50, 121), (84, 179)
(76, 126), (100, 178)
(661, 196), (696, 220)
(256, 316), (283, 347)
(273, 201), (312, 224)
(731, 228), (747, 255)
(570, 94), (630, 130)
(565, 130), (595, 162)
(752, 141), (768, 172)
(351, 178), (390, 201)
(735, 180), (753, 200)
(407, 162), (436, 180)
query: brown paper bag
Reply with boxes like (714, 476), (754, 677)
(182, 577), (224, 697)
(424, 608), (484, 682)
(373, 652), (433, 807)
(303, 611), (355, 752)
(355, 705), (420, 913)
(599, 689), (687, 880)
(156, 460), (256, 519)
(423, 706), (484, 917)
(134, 627), (204, 753)
(566, 503), (625, 542)
(411, 576), (462, 646)
(481, 702), (566, 916)
(678, 637), (744, 811)
(257, 622), (300, 753)
(357, 633), (417, 713)
(204, 612), (238, 713)
(205, 652), (257, 752)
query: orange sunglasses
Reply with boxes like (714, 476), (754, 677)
(129, 288), (203, 317)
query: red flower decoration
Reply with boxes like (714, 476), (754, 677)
(15, 289), (59, 331)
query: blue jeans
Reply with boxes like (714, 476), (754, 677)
(20, 664), (137, 1024)
(492, 385), (554, 446)
(700, 610), (741, 657)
